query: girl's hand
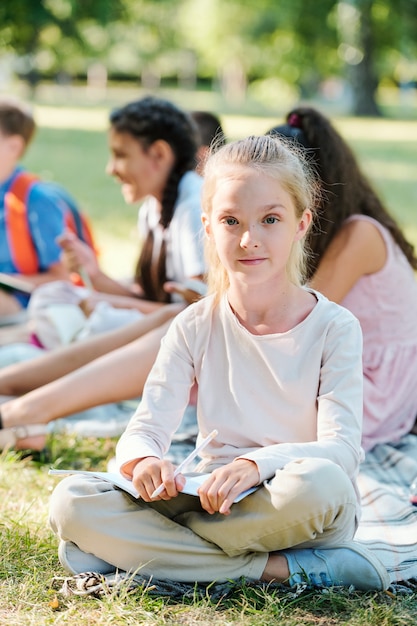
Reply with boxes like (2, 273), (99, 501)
(197, 459), (260, 516)
(163, 279), (207, 305)
(131, 456), (185, 501)
(57, 230), (99, 277)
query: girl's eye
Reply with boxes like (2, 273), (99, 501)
(224, 217), (238, 226)
(264, 216), (279, 224)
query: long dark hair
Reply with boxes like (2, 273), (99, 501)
(268, 107), (417, 279)
(110, 97), (199, 301)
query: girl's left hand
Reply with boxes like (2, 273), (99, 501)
(163, 279), (207, 304)
(197, 459), (260, 516)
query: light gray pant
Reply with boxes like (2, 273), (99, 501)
(49, 457), (358, 583)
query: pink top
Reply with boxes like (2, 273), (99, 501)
(341, 215), (417, 451)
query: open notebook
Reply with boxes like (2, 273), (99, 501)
(49, 469), (258, 503)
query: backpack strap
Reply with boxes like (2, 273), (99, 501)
(62, 194), (97, 252)
(78, 213), (96, 251)
(4, 173), (98, 285)
(4, 172), (40, 274)
(52, 186), (98, 287)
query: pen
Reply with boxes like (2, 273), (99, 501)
(150, 428), (218, 499)
(78, 266), (94, 292)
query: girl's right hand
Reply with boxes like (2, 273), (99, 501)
(131, 456), (185, 501)
(57, 230), (99, 277)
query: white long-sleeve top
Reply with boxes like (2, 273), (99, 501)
(137, 171), (205, 301)
(117, 289), (364, 505)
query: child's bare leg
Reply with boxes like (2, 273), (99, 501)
(0, 321), (171, 449)
(261, 554), (290, 582)
(0, 304), (181, 396)
(0, 290), (23, 317)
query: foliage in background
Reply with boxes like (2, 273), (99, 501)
(0, 0), (126, 80)
(1, 0), (417, 115)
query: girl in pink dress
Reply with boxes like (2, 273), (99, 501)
(270, 108), (417, 451)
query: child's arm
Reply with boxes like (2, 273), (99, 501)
(79, 292), (180, 316)
(10, 260), (70, 288)
(116, 307), (198, 477)
(309, 219), (386, 303)
(58, 230), (140, 298)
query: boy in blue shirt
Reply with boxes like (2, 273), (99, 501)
(0, 97), (71, 322)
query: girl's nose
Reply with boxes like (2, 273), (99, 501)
(240, 225), (259, 248)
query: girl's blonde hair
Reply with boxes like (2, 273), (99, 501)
(202, 135), (319, 298)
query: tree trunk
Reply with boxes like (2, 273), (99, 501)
(350, 0), (382, 116)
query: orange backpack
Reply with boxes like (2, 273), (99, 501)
(4, 171), (97, 279)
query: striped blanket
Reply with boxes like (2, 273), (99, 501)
(50, 398), (417, 586)
(355, 433), (417, 583)
(168, 426), (417, 585)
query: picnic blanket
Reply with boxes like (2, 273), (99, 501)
(54, 402), (417, 585)
(43, 397), (417, 586)
(355, 433), (417, 584)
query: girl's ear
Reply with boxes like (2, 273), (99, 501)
(201, 213), (211, 237)
(294, 209), (312, 242)
(148, 139), (175, 169)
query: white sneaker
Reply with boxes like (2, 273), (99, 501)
(282, 541), (390, 591)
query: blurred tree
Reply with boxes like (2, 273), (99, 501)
(334, 0), (417, 115)
(114, 0), (181, 85)
(0, 0), (416, 115)
(0, 0), (126, 92)
(179, 0), (417, 115)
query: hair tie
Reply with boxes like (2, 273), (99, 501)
(288, 113), (302, 129)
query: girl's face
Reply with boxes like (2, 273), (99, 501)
(106, 128), (170, 204)
(203, 165), (311, 289)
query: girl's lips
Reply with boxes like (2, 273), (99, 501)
(238, 257), (265, 265)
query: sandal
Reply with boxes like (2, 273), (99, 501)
(54, 571), (144, 598)
(0, 423), (48, 450)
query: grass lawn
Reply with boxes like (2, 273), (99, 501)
(2, 441), (417, 626)
(2, 91), (417, 623)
